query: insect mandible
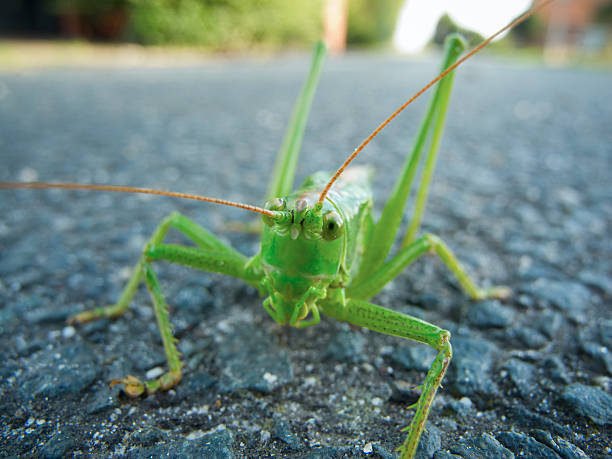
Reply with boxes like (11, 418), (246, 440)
(0, 3), (551, 457)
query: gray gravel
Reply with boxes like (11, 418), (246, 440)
(0, 51), (611, 458)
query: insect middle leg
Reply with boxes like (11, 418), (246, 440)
(348, 232), (510, 301)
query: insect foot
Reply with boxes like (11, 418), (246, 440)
(110, 370), (183, 397)
(418, 233), (512, 302)
(66, 306), (125, 324)
(477, 285), (512, 301)
(109, 375), (146, 397)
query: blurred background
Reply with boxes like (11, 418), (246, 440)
(0, 0), (610, 67)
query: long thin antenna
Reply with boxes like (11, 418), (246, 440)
(317, 0), (553, 204)
(0, 182), (277, 217)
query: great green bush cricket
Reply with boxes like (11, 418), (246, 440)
(0, 3), (551, 457)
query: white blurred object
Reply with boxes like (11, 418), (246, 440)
(324, 0), (348, 54)
(393, 0), (532, 53)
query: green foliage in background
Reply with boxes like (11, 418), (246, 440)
(506, 13), (546, 47)
(127, 0), (322, 48)
(431, 14), (483, 48)
(45, 0), (407, 49)
(346, 0), (404, 46)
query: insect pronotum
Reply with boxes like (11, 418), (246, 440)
(0, 2), (552, 457)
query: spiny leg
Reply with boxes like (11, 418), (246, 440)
(66, 212), (262, 396)
(107, 242), (263, 395)
(324, 298), (452, 459)
(68, 211), (243, 324)
(348, 232), (510, 301)
(110, 261), (182, 396)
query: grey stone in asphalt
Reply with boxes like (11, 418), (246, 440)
(542, 356), (572, 384)
(217, 321), (293, 394)
(561, 383), (612, 426)
(447, 336), (499, 397)
(415, 424), (442, 459)
(40, 430), (80, 459)
(271, 420), (301, 450)
(447, 433), (514, 459)
(18, 343), (101, 400)
(502, 357), (536, 399)
(127, 428), (234, 459)
(497, 431), (562, 459)
(391, 344), (437, 372)
(508, 406), (574, 438)
(465, 299), (515, 328)
(531, 429), (589, 459)
(521, 278), (591, 316)
(323, 328), (367, 363)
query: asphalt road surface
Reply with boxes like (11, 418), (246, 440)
(1, 51), (611, 458)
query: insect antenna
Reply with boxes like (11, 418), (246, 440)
(317, 0), (553, 205)
(0, 181), (279, 218)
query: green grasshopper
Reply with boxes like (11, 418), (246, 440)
(0, 3), (549, 457)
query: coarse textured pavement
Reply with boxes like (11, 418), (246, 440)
(0, 51), (611, 458)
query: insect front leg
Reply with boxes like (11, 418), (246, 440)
(329, 299), (452, 459)
(348, 233), (510, 301)
(119, 241), (262, 395)
(69, 211), (241, 324)
(68, 211), (263, 396)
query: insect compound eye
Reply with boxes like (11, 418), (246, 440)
(321, 211), (343, 241)
(264, 197), (286, 212)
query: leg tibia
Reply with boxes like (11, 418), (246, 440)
(399, 338), (452, 458)
(110, 261), (183, 397)
(68, 212), (247, 325)
(68, 213), (180, 324)
(66, 212), (248, 395)
(423, 233), (511, 300)
(338, 299), (451, 459)
(68, 262), (143, 324)
(348, 233), (510, 301)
